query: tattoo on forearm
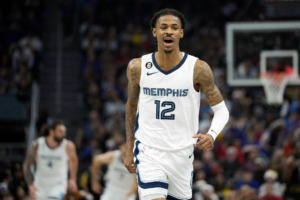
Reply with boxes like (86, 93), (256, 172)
(24, 152), (35, 184)
(126, 107), (137, 143)
(127, 60), (140, 103)
(24, 170), (34, 185)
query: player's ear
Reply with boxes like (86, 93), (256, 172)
(180, 29), (184, 38)
(152, 28), (157, 37)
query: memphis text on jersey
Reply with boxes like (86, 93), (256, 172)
(143, 87), (189, 97)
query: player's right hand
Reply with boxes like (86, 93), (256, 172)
(91, 181), (102, 194)
(123, 147), (136, 173)
(28, 184), (37, 199)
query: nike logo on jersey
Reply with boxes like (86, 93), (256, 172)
(189, 154), (193, 159)
(147, 71), (158, 76)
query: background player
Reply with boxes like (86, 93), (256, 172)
(123, 8), (229, 200)
(23, 119), (78, 199)
(91, 142), (138, 200)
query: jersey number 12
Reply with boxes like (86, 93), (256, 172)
(154, 100), (175, 120)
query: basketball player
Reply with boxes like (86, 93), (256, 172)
(23, 120), (78, 199)
(123, 8), (229, 200)
(91, 143), (138, 200)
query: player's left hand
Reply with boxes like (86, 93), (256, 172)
(68, 179), (78, 194)
(192, 133), (214, 151)
(125, 193), (133, 200)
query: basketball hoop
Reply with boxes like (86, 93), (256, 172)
(260, 72), (292, 105)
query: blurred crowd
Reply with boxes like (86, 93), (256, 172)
(1, 0), (300, 199)
(0, 0), (43, 103)
(0, 0), (44, 198)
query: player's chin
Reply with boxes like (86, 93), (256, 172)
(163, 49), (173, 54)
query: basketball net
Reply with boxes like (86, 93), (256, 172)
(260, 72), (291, 105)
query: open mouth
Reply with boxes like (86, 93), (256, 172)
(164, 38), (174, 47)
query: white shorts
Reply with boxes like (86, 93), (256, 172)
(134, 140), (194, 200)
(100, 188), (136, 200)
(35, 185), (66, 200)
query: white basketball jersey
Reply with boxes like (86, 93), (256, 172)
(101, 150), (136, 200)
(34, 137), (69, 190)
(135, 52), (200, 151)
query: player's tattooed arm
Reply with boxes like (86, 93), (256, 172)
(194, 59), (223, 106)
(124, 58), (141, 173)
(125, 58), (141, 144)
(23, 140), (38, 185)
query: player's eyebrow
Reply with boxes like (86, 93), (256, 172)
(160, 23), (179, 26)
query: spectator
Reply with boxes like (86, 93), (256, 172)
(260, 183), (283, 200)
(259, 169), (283, 198)
(284, 141), (300, 199)
(221, 146), (242, 181)
(235, 169), (259, 190)
(194, 183), (219, 200)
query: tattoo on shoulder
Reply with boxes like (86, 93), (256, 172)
(127, 59), (141, 103)
(194, 60), (223, 105)
(127, 59), (141, 83)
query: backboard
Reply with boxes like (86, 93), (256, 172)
(226, 21), (300, 86)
